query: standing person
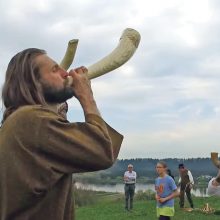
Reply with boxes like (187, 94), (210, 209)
(155, 161), (179, 220)
(123, 164), (137, 211)
(207, 170), (220, 196)
(208, 153), (220, 196)
(178, 163), (194, 209)
(0, 48), (123, 220)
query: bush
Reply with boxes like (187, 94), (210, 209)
(73, 186), (99, 207)
(135, 189), (155, 201)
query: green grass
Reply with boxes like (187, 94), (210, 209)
(76, 193), (220, 220)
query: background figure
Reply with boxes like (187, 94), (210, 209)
(123, 164), (137, 211)
(178, 163), (194, 209)
(207, 170), (220, 196)
(0, 48), (123, 220)
(166, 169), (175, 180)
(155, 161), (179, 220)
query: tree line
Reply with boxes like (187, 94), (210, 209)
(107, 158), (217, 178)
(73, 158), (218, 184)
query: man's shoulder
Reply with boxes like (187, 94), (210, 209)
(5, 105), (58, 125)
(14, 105), (57, 117)
(166, 175), (172, 180)
(166, 175), (176, 184)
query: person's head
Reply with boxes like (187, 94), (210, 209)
(127, 164), (133, 172)
(2, 48), (74, 123)
(178, 163), (185, 172)
(156, 161), (167, 176)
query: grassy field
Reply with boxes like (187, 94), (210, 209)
(76, 192), (220, 220)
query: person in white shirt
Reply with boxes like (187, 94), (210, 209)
(123, 164), (137, 211)
(178, 163), (194, 209)
(207, 170), (220, 196)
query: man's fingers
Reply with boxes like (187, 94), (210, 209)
(74, 66), (88, 74)
(69, 66), (87, 74)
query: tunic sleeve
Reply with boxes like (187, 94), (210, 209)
(36, 110), (123, 174)
(9, 106), (123, 180)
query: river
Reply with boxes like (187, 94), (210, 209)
(75, 182), (209, 197)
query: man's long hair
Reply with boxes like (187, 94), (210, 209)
(2, 48), (47, 123)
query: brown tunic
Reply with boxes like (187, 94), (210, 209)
(179, 169), (190, 189)
(0, 105), (123, 220)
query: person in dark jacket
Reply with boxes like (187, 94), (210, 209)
(178, 163), (194, 209)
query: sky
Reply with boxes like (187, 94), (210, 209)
(1, 0), (220, 159)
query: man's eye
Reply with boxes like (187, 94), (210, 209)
(52, 66), (59, 72)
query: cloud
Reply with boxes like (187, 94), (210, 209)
(1, 0), (220, 158)
(119, 118), (220, 159)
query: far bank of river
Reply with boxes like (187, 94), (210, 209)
(75, 182), (209, 197)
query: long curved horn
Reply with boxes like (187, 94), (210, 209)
(87, 28), (141, 79)
(60, 28), (141, 85)
(60, 39), (78, 70)
(211, 152), (220, 169)
(55, 28), (140, 117)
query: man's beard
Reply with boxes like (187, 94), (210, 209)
(41, 82), (75, 104)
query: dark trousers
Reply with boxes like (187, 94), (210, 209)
(179, 184), (194, 208)
(124, 184), (135, 210)
(159, 216), (171, 220)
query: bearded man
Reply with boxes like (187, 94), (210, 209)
(0, 48), (123, 220)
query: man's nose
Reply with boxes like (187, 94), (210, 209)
(60, 68), (69, 78)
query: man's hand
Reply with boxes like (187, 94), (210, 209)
(124, 176), (129, 181)
(216, 170), (220, 184)
(69, 66), (101, 116)
(158, 197), (167, 203)
(188, 183), (193, 190)
(69, 66), (91, 101)
(212, 179), (220, 187)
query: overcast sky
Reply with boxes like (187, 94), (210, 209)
(1, 0), (220, 159)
